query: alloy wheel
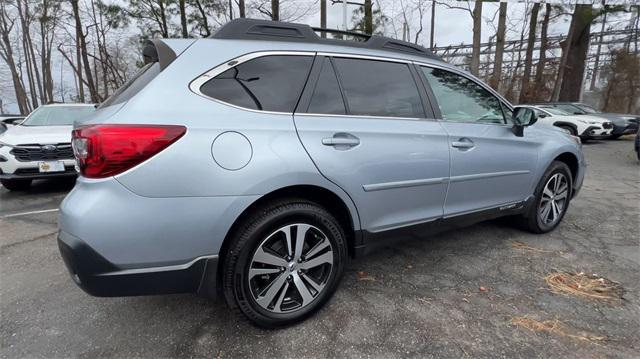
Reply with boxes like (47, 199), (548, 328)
(248, 223), (334, 313)
(539, 173), (569, 225)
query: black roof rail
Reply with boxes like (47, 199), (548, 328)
(212, 18), (442, 62)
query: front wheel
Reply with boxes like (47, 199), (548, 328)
(519, 161), (573, 234)
(222, 199), (347, 328)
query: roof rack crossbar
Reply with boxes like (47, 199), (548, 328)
(311, 27), (371, 40)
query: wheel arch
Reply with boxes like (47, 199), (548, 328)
(552, 121), (578, 135)
(214, 184), (361, 294)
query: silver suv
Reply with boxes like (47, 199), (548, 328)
(58, 19), (585, 327)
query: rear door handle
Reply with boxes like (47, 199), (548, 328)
(451, 138), (474, 149)
(322, 133), (360, 148)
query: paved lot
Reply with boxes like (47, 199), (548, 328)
(1, 138), (638, 358)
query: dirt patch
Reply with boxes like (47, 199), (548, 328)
(510, 240), (554, 253)
(510, 317), (607, 344)
(545, 272), (625, 302)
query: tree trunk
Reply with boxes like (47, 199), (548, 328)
(430, 2), (435, 50)
(559, 4), (593, 102)
(0, 7), (30, 114)
(158, 0), (169, 37)
(271, 0), (279, 21)
(320, 0), (326, 37)
(71, 0), (99, 103)
(364, 0), (373, 35)
(589, 4), (607, 91)
(194, 0), (211, 36)
(239, 0), (245, 18)
(489, 2), (506, 90)
(179, 0), (188, 38)
(470, 0), (483, 76)
(519, 3), (540, 104)
(534, 3), (551, 100)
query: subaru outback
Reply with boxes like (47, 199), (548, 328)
(58, 19), (585, 328)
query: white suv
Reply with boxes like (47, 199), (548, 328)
(518, 105), (613, 140)
(0, 103), (94, 191)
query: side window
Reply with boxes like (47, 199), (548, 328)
(332, 58), (424, 118)
(422, 67), (506, 124)
(307, 58), (346, 115)
(200, 55), (313, 112)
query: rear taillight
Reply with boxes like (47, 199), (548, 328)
(72, 124), (186, 179)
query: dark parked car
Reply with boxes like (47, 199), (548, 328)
(532, 102), (638, 139)
(635, 130), (640, 161)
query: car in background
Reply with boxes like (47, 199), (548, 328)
(0, 103), (94, 191)
(635, 130), (640, 161)
(534, 102), (639, 139)
(518, 105), (612, 140)
(0, 115), (25, 134)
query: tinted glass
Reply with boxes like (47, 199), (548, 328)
(540, 106), (571, 116)
(422, 67), (505, 124)
(333, 58), (424, 118)
(201, 55), (313, 112)
(99, 62), (160, 109)
(307, 58), (346, 115)
(574, 103), (598, 114)
(22, 106), (95, 126)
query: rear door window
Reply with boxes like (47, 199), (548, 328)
(331, 58), (424, 118)
(200, 55), (313, 113)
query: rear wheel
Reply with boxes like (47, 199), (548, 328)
(519, 161), (572, 234)
(609, 134), (622, 140)
(0, 178), (32, 191)
(222, 199), (347, 328)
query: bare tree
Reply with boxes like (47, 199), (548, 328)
(0, 2), (30, 114)
(469, 0), (482, 76)
(534, 3), (551, 100)
(489, 1), (506, 90)
(71, 0), (99, 102)
(518, 2), (540, 103)
(271, 0), (279, 21)
(179, 0), (188, 37)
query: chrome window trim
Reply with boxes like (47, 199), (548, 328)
(414, 61), (516, 128)
(295, 112), (433, 122)
(189, 50), (316, 115)
(316, 51), (411, 64)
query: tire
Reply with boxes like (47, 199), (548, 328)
(558, 125), (577, 136)
(222, 198), (347, 328)
(0, 178), (32, 191)
(609, 134), (622, 140)
(519, 161), (573, 234)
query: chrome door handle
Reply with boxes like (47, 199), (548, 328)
(322, 133), (360, 147)
(451, 138), (474, 149)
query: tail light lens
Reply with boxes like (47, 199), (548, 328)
(72, 124), (186, 178)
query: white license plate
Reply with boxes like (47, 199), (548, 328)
(38, 161), (65, 173)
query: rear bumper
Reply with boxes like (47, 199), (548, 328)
(58, 230), (217, 297)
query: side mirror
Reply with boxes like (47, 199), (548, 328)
(511, 107), (538, 137)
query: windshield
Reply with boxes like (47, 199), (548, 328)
(553, 104), (586, 115)
(21, 106), (95, 126)
(539, 106), (571, 116)
(574, 103), (599, 114)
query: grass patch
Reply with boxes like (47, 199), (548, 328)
(545, 271), (625, 302)
(511, 316), (606, 344)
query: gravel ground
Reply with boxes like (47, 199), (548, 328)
(1, 137), (638, 358)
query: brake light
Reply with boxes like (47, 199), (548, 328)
(72, 124), (186, 178)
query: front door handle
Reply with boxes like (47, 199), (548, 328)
(451, 138), (474, 149)
(322, 133), (360, 149)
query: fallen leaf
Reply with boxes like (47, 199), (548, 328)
(479, 286), (490, 292)
(356, 271), (376, 282)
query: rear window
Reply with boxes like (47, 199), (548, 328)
(200, 55), (313, 113)
(332, 58), (424, 118)
(98, 62), (161, 109)
(21, 106), (95, 126)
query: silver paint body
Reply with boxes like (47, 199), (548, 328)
(58, 38), (586, 269)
